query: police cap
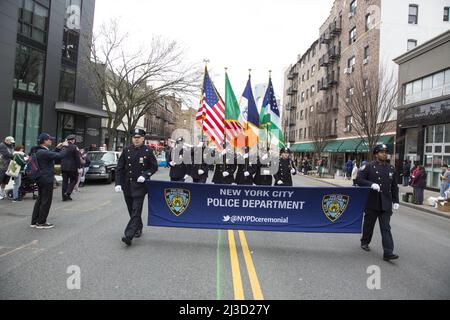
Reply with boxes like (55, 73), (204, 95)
(373, 144), (388, 154)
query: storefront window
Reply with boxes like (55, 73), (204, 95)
(14, 44), (45, 95)
(425, 126), (433, 143)
(59, 67), (77, 102)
(435, 124), (444, 143)
(404, 68), (450, 104)
(424, 124), (450, 189)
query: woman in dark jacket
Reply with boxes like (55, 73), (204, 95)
(411, 165), (427, 205)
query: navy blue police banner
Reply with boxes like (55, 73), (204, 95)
(147, 181), (370, 233)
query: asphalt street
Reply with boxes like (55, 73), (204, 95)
(0, 168), (449, 300)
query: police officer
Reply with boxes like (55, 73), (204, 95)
(356, 144), (400, 261)
(190, 142), (209, 183)
(168, 137), (188, 182)
(235, 147), (256, 185)
(212, 147), (236, 185)
(254, 151), (273, 186)
(115, 129), (158, 246)
(273, 147), (297, 187)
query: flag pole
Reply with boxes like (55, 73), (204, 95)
(266, 70), (271, 156)
(201, 59), (209, 147)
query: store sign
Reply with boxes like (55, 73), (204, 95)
(404, 99), (450, 121)
(86, 128), (99, 137)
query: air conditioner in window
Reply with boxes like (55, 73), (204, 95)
(348, 11), (355, 18)
(345, 98), (350, 103)
(344, 68), (351, 74)
(362, 91), (367, 97)
(363, 58), (369, 64)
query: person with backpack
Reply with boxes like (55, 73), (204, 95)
(30, 133), (69, 229)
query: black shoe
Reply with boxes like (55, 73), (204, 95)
(62, 194), (68, 201)
(67, 195), (73, 201)
(361, 244), (371, 252)
(383, 254), (399, 261)
(135, 230), (142, 238)
(122, 237), (132, 246)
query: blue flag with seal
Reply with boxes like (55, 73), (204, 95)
(147, 181), (370, 233)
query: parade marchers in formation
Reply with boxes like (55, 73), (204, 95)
(0, 130), (400, 260)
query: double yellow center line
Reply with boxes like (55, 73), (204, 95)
(227, 230), (264, 300)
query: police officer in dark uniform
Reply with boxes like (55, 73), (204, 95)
(190, 142), (209, 183)
(273, 147), (297, 186)
(115, 129), (158, 246)
(356, 144), (400, 261)
(212, 147), (236, 185)
(168, 137), (188, 182)
(254, 150), (273, 186)
(235, 147), (256, 185)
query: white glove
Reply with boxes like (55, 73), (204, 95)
(179, 155), (183, 160)
(263, 169), (271, 175)
(243, 153), (249, 159)
(220, 149), (227, 156)
(371, 183), (381, 192)
(393, 203), (400, 210)
(115, 185), (122, 193)
(184, 175), (189, 180)
(137, 176), (146, 183)
(291, 168), (296, 174)
(198, 169), (205, 175)
(170, 161), (176, 167)
(277, 180), (283, 185)
(197, 142), (203, 148)
(261, 154), (269, 161)
(222, 172), (230, 178)
(244, 171), (250, 177)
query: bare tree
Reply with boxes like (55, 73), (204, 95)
(341, 66), (398, 159)
(310, 105), (329, 162)
(81, 19), (200, 149)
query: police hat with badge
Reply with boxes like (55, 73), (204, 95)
(280, 147), (292, 154)
(130, 128), (146, 137)
(373, 144), (388, 154)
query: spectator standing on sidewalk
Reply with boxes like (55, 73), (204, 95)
(351, 160), (358, 186)
(402, 160), (411, 187)
(12, 144), (27, 202)
(0, 136), (15, 199)
(346, 159), (353, 180)
(411, 165), (427, 205)
(31, 133), (69, 229)
(439, 164), (450, 198)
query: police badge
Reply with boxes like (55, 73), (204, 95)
(164, 188), (191, 216)
(322, 194), (350, 222)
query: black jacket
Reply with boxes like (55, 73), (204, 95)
(235, 155), (257, 185)
(0, 142), (14, 171)
(411, 170), (427, 188)
(60, 144), (81, 172)
(35, 146), (69, 184)
(212, 154), (236, 185)
(356, 160), (399, 212)
(116, 144), (158, 197)
(254, 159), (273, 186)
(168, 147), (188, 179)
(189, 147), (209, 182)
(273, 158), (297, 187)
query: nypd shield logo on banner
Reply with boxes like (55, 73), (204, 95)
(322, 194), (350, 222)
(164, 189), (191, 217)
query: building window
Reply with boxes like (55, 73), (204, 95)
(365, 14), (371, 31)
(311, 65), (316, 76)
(444, 7), (450, 21)
(403, 68), (450, 104)
(345, 115), (353, 132)
(300, 110), (304, 120)
(14, 44), (45, 96)
(59, 67), (77, 102)
(407, 39), (417, 51)
(409, 4), (418, 24)
(11, 99), (41, 152)
(350, 0), (357, 14)
(347, 56), (356, 72)
(311, 85), (315, 95)
(364, 46), (369, 60)
(18, 0), (49, 44)
(424, 124), (450, 188)
(349, 27), (356, 44)
(299, 129), (303, 139)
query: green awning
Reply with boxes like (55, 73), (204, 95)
(357, 135), (394, 152)
(338, 138), (363, 153)
(323, 140), (344, 152)
(291, 142), (314, 153)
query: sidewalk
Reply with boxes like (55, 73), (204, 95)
(4, 175), (63, 191)
(303, 174), (450, 219)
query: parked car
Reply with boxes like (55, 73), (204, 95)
(85, 151), (120, 184)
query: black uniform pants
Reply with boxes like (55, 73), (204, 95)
(62, 170), (78, 196)
(32, 181), (54, 225)
(193, 179), (207, 183)
(171, 178), (185, 182)
(123, 194), (145, 239)
(361, 209), (394, 255)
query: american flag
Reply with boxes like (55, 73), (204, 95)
(198, 69), (225, 149)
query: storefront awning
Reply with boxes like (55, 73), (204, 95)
(338, 138), (363, 153)
(55, 102), (109, 118)
(291, 142), (314, 153)
(323, 140), (344, 152)
(357, 135), (394, 153)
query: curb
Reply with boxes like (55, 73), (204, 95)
(301, 174), (450, 220)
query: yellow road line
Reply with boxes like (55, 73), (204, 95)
(227, 230), (244, 300)
(238, 230), (264, 300)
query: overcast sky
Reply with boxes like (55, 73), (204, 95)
(93, 0), (334, 107)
